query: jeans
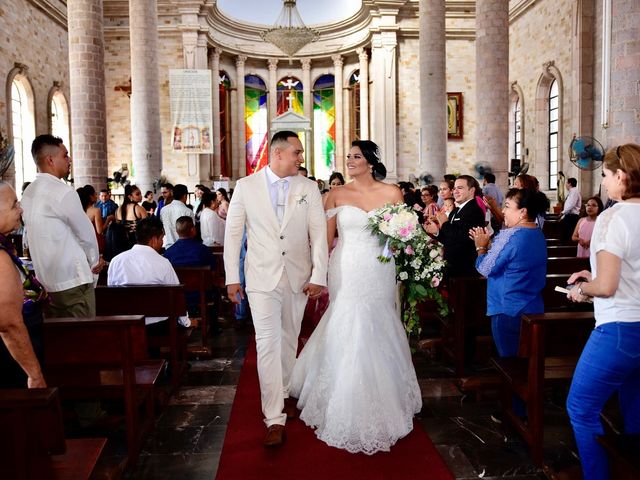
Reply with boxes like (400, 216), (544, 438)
(492, 313), (526, 417)
(566, 322), (640, 480)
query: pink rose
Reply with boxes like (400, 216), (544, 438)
(431, 276), (441, 288)
(383, 214), (392, 221)
(405, 245), (415, 255)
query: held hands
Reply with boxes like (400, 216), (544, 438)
(435, 210), (449, 226)
(423, 219), (439, 236)
(469, 227), (490, 252)
(303, 283), (324, 299)
(227, 283), (245, 304)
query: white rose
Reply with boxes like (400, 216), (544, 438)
(399, 271), (408, 281)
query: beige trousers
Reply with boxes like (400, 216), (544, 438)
(246, 270), (307, 427)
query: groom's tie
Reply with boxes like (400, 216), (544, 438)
(276, 178), (287, 224)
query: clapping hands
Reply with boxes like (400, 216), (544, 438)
(469, 227), (491, 251)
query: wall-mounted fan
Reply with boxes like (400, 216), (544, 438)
(508, 158), (530, 178)
(568, 135), (604, 171)
(473, 162), (492, 180)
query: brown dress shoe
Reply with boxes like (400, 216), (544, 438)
(283, 397), (299, 420)
(263, 424), (286, 447)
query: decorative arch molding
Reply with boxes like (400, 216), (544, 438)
(534, 61), (564, 191)
(509, 81), (525, 168)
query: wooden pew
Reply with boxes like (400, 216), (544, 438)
(547, 256), (590, 275)
(208, 245), (226, 289)
(542, 220), (562, 239)
(174, 266), (218, 356)
(597, 434), (640, 479)
(43, 315), (164, 470)
(546, 245), (577, 257)
(492, 312), (595, 465)
(95, 285), (189, 388)
(0, 387), (106, 480)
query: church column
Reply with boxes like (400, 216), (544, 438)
(196, 31), (210, 183)
(67, 0), (108, 188)
(332, 55), (344, 174)
(268, 58), (278, 124)
(235, 56), (247, 178)
(301, 59), (312, 120)
(370, 28), (399, 181)
(419, 0), (446, 181)
(129, 0), (162, 193)
(342, 84), (350, 173)
(210, 47), (222, 178)
(356, 47), (369, 140)
(476, 0), (510, 189)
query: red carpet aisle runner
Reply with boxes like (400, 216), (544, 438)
(215, 337), (454, 480)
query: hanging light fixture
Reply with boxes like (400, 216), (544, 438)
(261, 0), (318, 61)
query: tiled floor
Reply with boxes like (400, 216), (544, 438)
(82, 312), (582, 479)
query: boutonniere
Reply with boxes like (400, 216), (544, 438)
(295, 194), (308, 205)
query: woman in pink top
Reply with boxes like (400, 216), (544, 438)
(571, 196), (604, 257)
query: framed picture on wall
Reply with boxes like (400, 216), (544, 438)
(447, 92), (463, 139)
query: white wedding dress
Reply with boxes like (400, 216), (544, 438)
(290, 205), (422, 455)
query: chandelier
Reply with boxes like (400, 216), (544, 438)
(260, 0), (318, 60)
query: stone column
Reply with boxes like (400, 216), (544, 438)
(356, 47), (369, 139)
(129, 0), (162, 194)
(235, 56), (247, 178)
(332, 55), (344, 173)
(370, 32), (399, 181)
(211, 48), (222, 178)
(196, 32), (210, 184)
(476, 0), (510, 189)
(268, 58), (278, 123)
(342, 86), (350, 173)
(301, 58), (312, 120)
(67, 0), (108, 188)
(419, 0), (447, 181)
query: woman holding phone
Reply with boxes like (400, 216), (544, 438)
(566, 143), (640, 480)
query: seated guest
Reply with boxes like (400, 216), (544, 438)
(164, 216), (216, 270)
(160, 184), (193, 249)
(199, 192), (226, 247)
(571, 196), (603, 258)
(108, 216), (179, 285)
(424, 175), (486, 277)
(0, 181), (47, 389)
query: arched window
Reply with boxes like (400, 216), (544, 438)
(10, 76), (36, 193)
(548, 79), (559, 190)
(245, 74), (268, 174)
(514, 97), (522, 164)
(219, 71), (232, 177)
(277, 76), (303, 116)
(313, 75), (336, 181)
(349, 70), (361, 141)
(50, 90), (70, 149)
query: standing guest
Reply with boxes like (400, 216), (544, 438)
(216, 188), (230, 219)
(193, 184), (206, 213)
(199, 192), (225, 246)
(298, 166), (308, 177)
(470, 188), (548, 417)
(572, 196), (604, 258)
(0, 181), (47, 389)
(437, 179), (454, 209)
(561, 177), (582, 242)
(328, 172), (345, 189)
(115, 184), (148, 245)
(141, 190), (157, 214)
(224, 130), (328, 447)
(77, 185), (105, 252)
(482, 173), (504, 207)
(95, 188), (118, 227)
(424, 175), (485, 277)
(566, 144), (640, 480)
(22, 135), (105, 318)
(160, 184), (194, 249)
(155, 183), (173, 217)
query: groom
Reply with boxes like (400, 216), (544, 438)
(224, 131), (328, 447)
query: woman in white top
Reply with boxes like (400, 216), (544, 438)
(566, 143), (640, 480)
(199, 192), (225, 246)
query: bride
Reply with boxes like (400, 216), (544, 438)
(290, 140), (422, 455)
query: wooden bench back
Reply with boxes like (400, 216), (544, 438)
(547, 256), (590, 274)
(173, 266), (216, 292)
(546, 245), (577, 257)
(95, 284), (186, 318)
(518, 312), (594, 358)
(43, 315), (147, 366)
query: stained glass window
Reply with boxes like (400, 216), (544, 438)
(245, 75), (269, 175)
(549, 79), (559, 190)
(277, 76), (303, 116)
(313, 75), (336, 181)
(219, 71), (231, 177)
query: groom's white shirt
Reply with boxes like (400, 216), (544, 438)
(224, 167), (328, 292)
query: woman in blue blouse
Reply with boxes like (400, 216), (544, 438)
(470, 188), (548, 365)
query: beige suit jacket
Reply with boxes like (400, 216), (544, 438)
(224, 169), (328, 293)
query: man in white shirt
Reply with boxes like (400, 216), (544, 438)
(160, 183), (194, 249)
(561, 177), (582, 242)
(22, 135), (106, 317)
(108, 216), (179, 286)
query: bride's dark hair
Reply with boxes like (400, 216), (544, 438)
(352, 140), (387, 181)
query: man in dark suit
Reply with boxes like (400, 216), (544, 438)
(425, 175), (485, 277)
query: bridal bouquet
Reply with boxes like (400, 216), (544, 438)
(368, 204), (448, 339)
